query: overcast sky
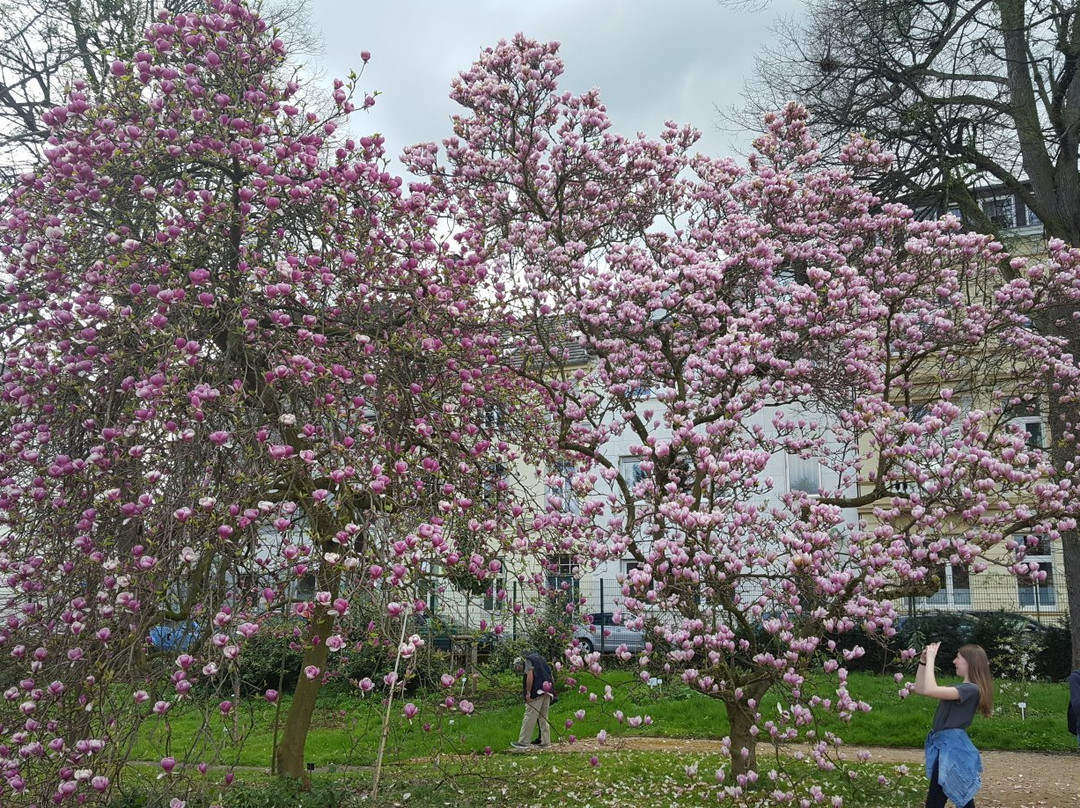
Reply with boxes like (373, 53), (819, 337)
(303, 0), (806, 173)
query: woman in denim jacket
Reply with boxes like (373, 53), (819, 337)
(914, 642), (994, 808)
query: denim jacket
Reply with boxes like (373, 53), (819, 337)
(925, 728), (982, 807)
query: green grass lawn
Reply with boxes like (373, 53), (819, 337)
(117, 747), (930, 808)
(131, 669), (1074, 768)
(118, 670), (1074, 806)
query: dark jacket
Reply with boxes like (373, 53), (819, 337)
(521, 652), (554, 701)
(1068, 670), (1080, 736)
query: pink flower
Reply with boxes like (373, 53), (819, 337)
(403, 703), (418, 719)
(458, 700), (474, 715)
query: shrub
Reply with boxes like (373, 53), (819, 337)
(821, 625), (900, 673)
(1032, 619), (1073, 681)
(966, 611), (1040, 679)
(825, 610), (1051, 679)
(893, 611), (1046, 679)
(487, 635), (538, 673)
(515, 597), (574, 667)
(235, 619), (305, 696)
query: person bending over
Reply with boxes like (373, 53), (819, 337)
(510, 652), (554, 750)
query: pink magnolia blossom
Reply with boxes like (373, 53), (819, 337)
(410, 33), (1080, 796)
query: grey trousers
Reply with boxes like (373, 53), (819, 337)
(516, 694), (551, 745)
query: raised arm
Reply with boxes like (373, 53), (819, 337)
(914, 642), (961, 701)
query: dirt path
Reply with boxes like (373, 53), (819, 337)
(550, 737), (1080, 807)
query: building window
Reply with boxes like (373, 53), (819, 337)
(926, 563), (971, 607)
(482, 404), (504, 434)
(482, 572), (505, 612)
(482, 462), (508, 507)
(981, 195), (1016, 229)
(909, 401), (933, 422)
(619, 455), (648, 499)
(1018, 536), (1056, 608)
(787, 454), (821, 496)
(546, 554), (579, 601)
(777, 260), (810, 286)
(546, 460), (580, 514)
(1020, 202), (1042, 229)
(623, 559), (649, 583)
(296, 572), (316, 601)
(1006, 400), (1044, 448)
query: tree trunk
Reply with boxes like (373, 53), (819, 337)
(1060, 525), (1080, 670)
(1049, 358), (1080, 670)
(273, 509), (347, 780)
(723, 696), (759, 780)
(274, 612), (333, 781)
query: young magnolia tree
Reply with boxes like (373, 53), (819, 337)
(0, 2), (534, 802)
(408, 35), (1080, 797)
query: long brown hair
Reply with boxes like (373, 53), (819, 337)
(959, 644), (994, 717)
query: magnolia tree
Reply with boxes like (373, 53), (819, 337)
(408, 36), (1080, 795)
(0, 3), (537, 802)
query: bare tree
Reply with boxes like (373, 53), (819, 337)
(748, 0), (1080, 240)
(0, 0), (313, 177)
(748, 0), (1080, 667)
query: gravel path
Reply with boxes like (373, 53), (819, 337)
(854, 746), (1079, 808)
(552, 737), (1080, 807)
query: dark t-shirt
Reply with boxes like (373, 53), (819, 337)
(932, 682), (979, 732)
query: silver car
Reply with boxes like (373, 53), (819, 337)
(572, 612), (646, 653)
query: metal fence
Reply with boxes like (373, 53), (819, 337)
(435, 565), (1067, 647)
(563, 572), (1068, 628)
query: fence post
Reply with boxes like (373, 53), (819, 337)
(600, 578), (606, 653)
(512, 580), (518, 641)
